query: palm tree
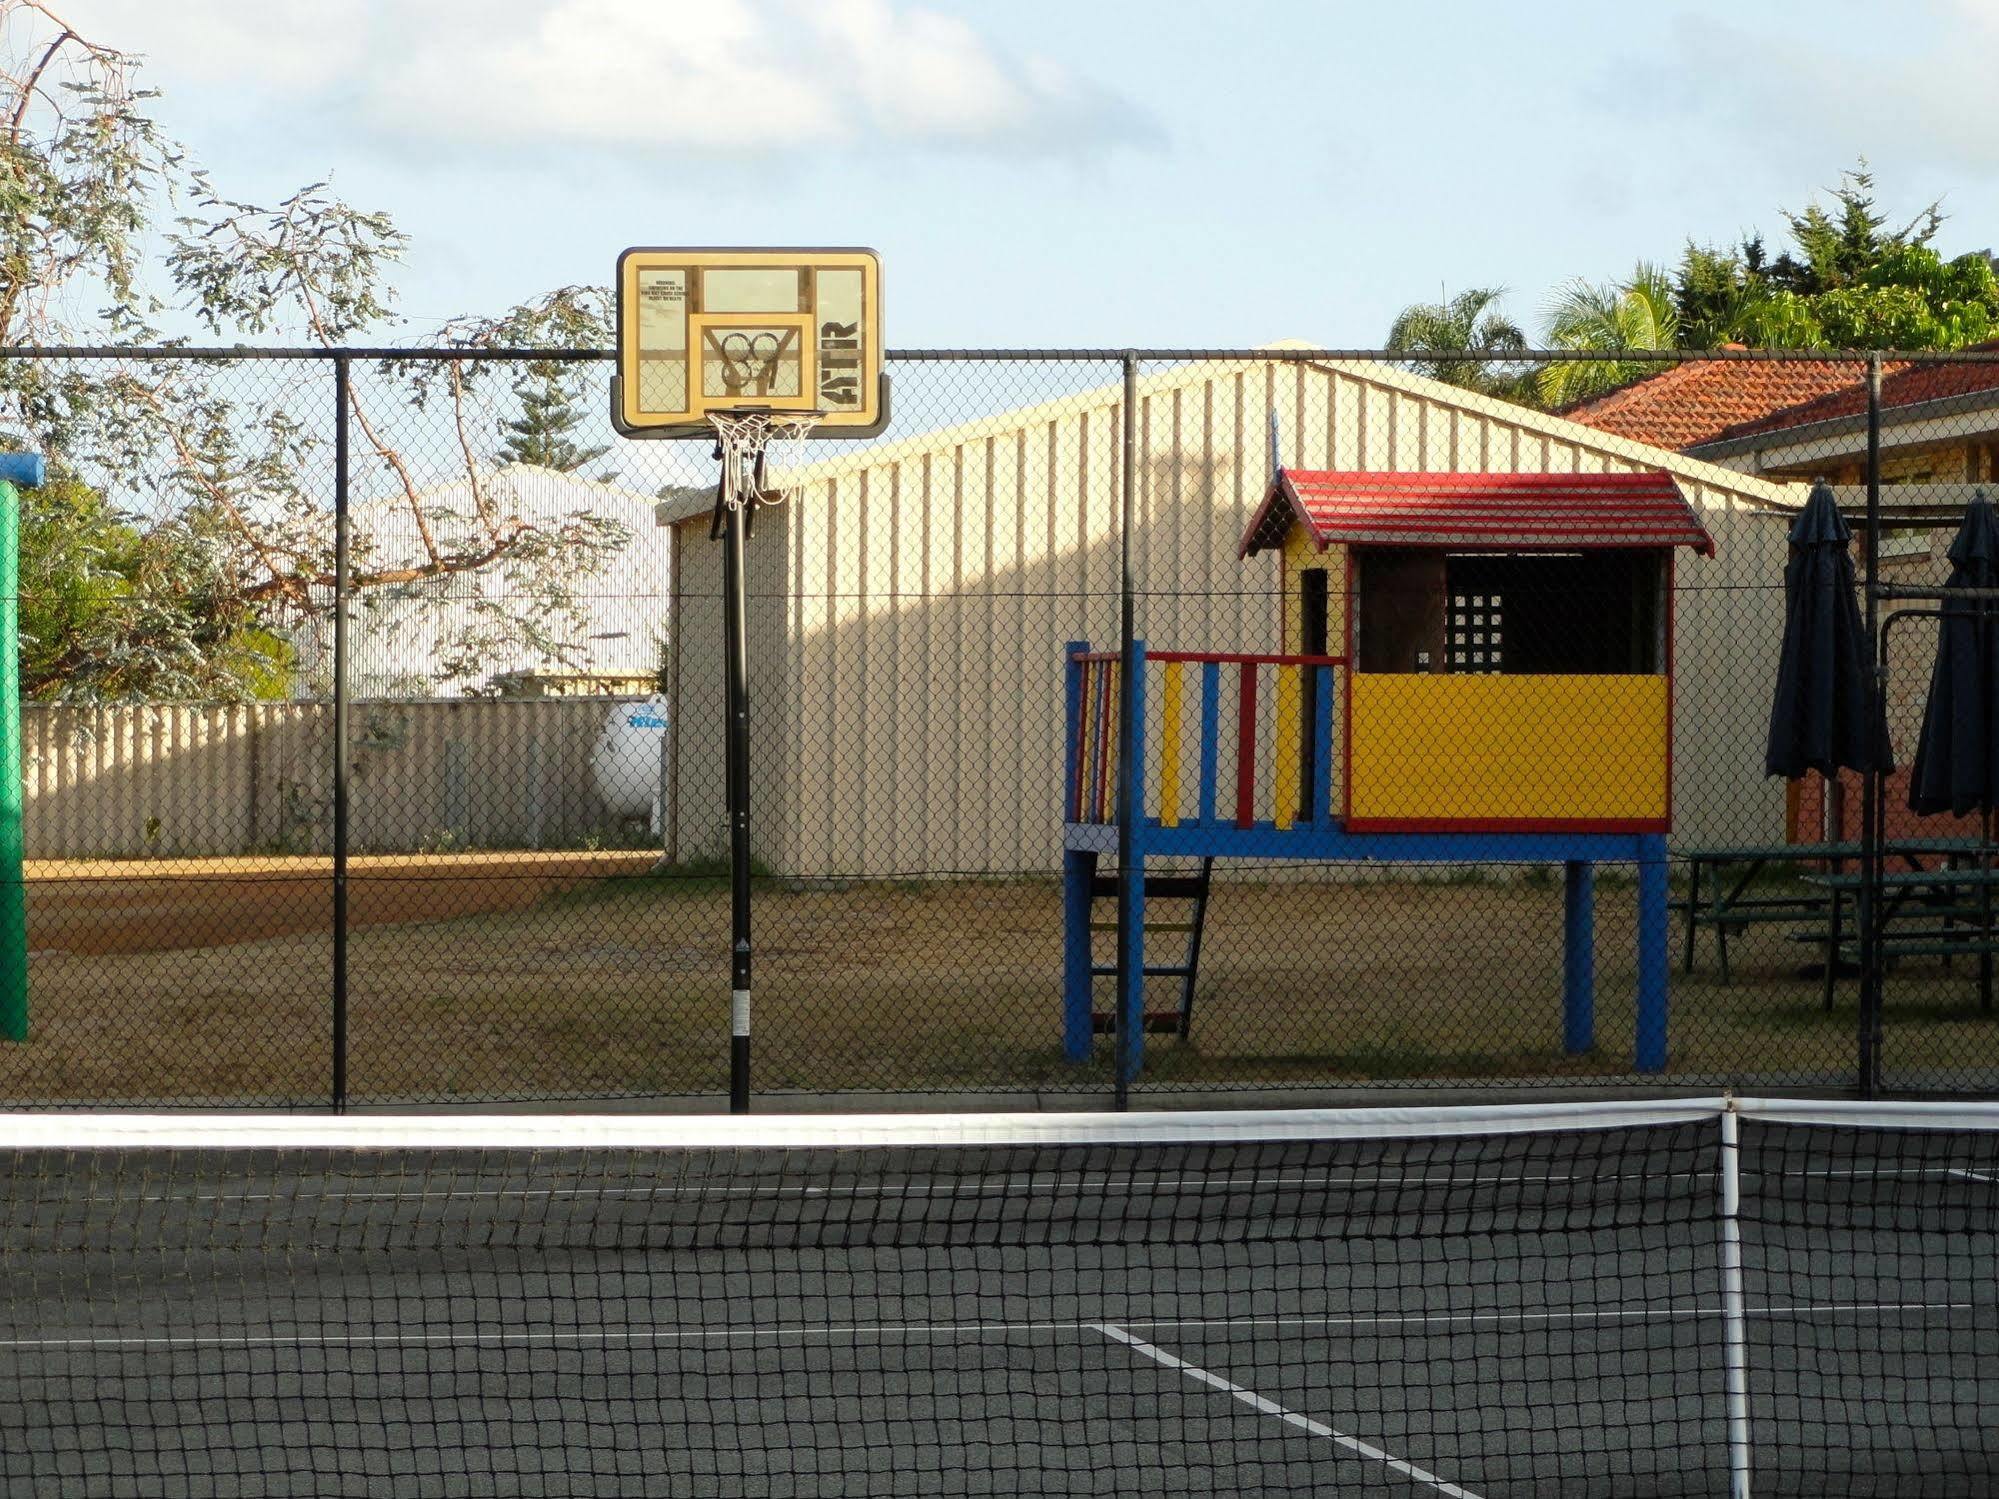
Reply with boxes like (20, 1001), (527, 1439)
(1536, 263), (1680, 407)
(1385, 287), (1532, 398)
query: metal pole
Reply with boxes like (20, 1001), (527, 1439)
(1859, 354), (1883, 1098)
(331, 354), (352, 1112)
(1114, 354), (1140, 1110)
(1718, 1103), (1753, 1499)
(723, 473), (753, 1114)
(0, 465), (33, 1043)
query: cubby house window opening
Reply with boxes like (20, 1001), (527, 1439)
(1443, 550), (1665, 677)
(1446, 590), (1502, 674)
(1349, 546), (1667, 677)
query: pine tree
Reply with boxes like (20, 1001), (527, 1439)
(1769, 164), (1943, 296)
(496, 365), (609, 472)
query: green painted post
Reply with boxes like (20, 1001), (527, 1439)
(0, 476), (25, 1040)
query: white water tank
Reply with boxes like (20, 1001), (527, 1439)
(590, 695), (670, 833)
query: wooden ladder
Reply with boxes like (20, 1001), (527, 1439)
(1089, 858), (1216, 1039)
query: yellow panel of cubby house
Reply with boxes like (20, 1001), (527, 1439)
(1347, 673), (1669, 828)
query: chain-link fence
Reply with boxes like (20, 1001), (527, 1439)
(3, 344), (1998, 1107)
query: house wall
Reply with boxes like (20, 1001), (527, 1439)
(670, 359), (1801, 877)
(1711, 431), (1999, 851)
(1705, 428), (1999, 492)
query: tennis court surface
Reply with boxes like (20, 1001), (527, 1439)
(1, 1098), (1993, 1496)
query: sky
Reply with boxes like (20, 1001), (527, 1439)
(65, 0), (1999, 350)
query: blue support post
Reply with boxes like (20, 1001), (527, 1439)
(1197, 662), (1220, 826)
(1310, 664), (1335, 827)
(1118, 859), (1149, 1082)
(1636, 834), (1670, 1073)
(1062, 848), (1096, 1062)
(1062, 641), (1086, 824)
(1062, 641), (1093, 1064)
(1116, 641), (1148, 1086)
(1562, 861), (1595, 1055)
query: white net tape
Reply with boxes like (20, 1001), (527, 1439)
(710, 410), (822, 510)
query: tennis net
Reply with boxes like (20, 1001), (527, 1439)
(0, 1098), (1992, 1497)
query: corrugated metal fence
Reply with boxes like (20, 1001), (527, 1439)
(21, 699), (641, 858)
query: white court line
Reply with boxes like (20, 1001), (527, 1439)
(1736, 1164), (1999, 1193)
(2, 1299), (1982, 1352)
(1094, 1322), (1485, 1499)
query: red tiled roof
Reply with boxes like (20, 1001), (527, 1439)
(1709, 345), (1999, 441)
(1560, 358), (1861, 449)
(1239, 470), (1716, 558)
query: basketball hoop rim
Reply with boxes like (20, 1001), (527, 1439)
(706, 407), (831, 426)
(710, 409), (826, 512)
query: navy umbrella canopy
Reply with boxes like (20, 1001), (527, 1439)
(1908, 494), (1999, 816)
(1766, 481), (1891, 780)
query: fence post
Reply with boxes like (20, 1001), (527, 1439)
(1114, 354), (1141, 1110)
(1718, 1102), (1753, 1499)
(1858, 355), (1883, 1098)
(0, 457), (42, 1044)
(331, 353), (351, 1112)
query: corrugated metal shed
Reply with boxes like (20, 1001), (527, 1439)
(662, 349), (1807, 876)
(1240, 469), (1716, 557)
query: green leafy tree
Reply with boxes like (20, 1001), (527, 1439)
(496, 364), (609, 472)
(1767, 165), (1943, 297)
(1671, 166), (1999, 354)
(16, 463), (292, 701)
(1384, 288), (1531, 397)
(1537, 263), (1680, 406)
(1675, 238), (1829, 350)
(0, 4), (629, 695)
(1405, 163), (1999, 408)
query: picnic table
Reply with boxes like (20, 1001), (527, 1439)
(1674, 839), (1985, 983)
(1801, 864), (1999, 1013)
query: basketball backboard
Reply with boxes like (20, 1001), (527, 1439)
(613, 247), (887, 439)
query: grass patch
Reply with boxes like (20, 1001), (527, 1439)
(5, 862), (1997, 1103)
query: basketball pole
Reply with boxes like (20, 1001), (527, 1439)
(614, 250), (883, 1110)
(721, 456), (754, 1113)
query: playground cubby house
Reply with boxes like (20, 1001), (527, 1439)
(1063, 468), (1717, 1079)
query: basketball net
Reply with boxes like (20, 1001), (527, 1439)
(710, 410), (822, 512)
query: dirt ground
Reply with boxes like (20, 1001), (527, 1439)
(25, 852), (659, 956)
(4, 865), (1994, 1105)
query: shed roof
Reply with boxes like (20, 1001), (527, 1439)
(650, 343), (1806, 530)
(1240, 469), (1717, 557)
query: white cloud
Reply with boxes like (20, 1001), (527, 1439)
(80, 0), (368, 93)
(83, 0), (1152, 158)
(1656, 1), (1999, 178)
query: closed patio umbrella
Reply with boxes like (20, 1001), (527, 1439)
(1908, 494), (1999, 816)
(1766, 481), (1890, 780)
